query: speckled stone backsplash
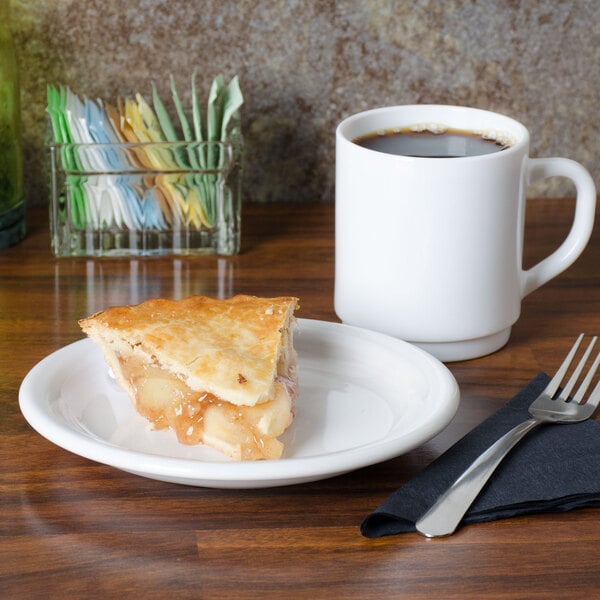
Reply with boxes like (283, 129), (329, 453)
(12, 0), (600, 204)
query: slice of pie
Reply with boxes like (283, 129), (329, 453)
(79, 295), (299, 460)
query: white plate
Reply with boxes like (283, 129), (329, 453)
(19, 319), (459, 489)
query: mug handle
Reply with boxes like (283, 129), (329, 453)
(521, 157), (596, 297)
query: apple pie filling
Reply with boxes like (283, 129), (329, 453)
(116, 352), (294, 460)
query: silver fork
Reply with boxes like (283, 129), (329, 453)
(416, 334), (600, 538)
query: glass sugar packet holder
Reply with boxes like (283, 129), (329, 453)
(48, 138), (242, 257)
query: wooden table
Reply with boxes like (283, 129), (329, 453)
(2, 199), (599, 599)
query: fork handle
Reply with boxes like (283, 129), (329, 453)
(415, 418), (541, 538)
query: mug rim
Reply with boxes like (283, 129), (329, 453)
(336, 104), (529, 159)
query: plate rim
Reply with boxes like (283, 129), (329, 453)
(19, 318), (460, 488)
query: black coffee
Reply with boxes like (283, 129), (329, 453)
(353, 127), (510, 158)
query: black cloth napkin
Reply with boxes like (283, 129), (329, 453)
(361, 373), (600, 537)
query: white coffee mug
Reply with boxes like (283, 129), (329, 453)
(335, 105), (596, 361)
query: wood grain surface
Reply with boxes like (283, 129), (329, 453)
(1, 199), (599, 599)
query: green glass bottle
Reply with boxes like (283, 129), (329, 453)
(0, 0), (24, 248)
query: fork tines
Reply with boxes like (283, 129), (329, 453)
(547, 334), (600, 405)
